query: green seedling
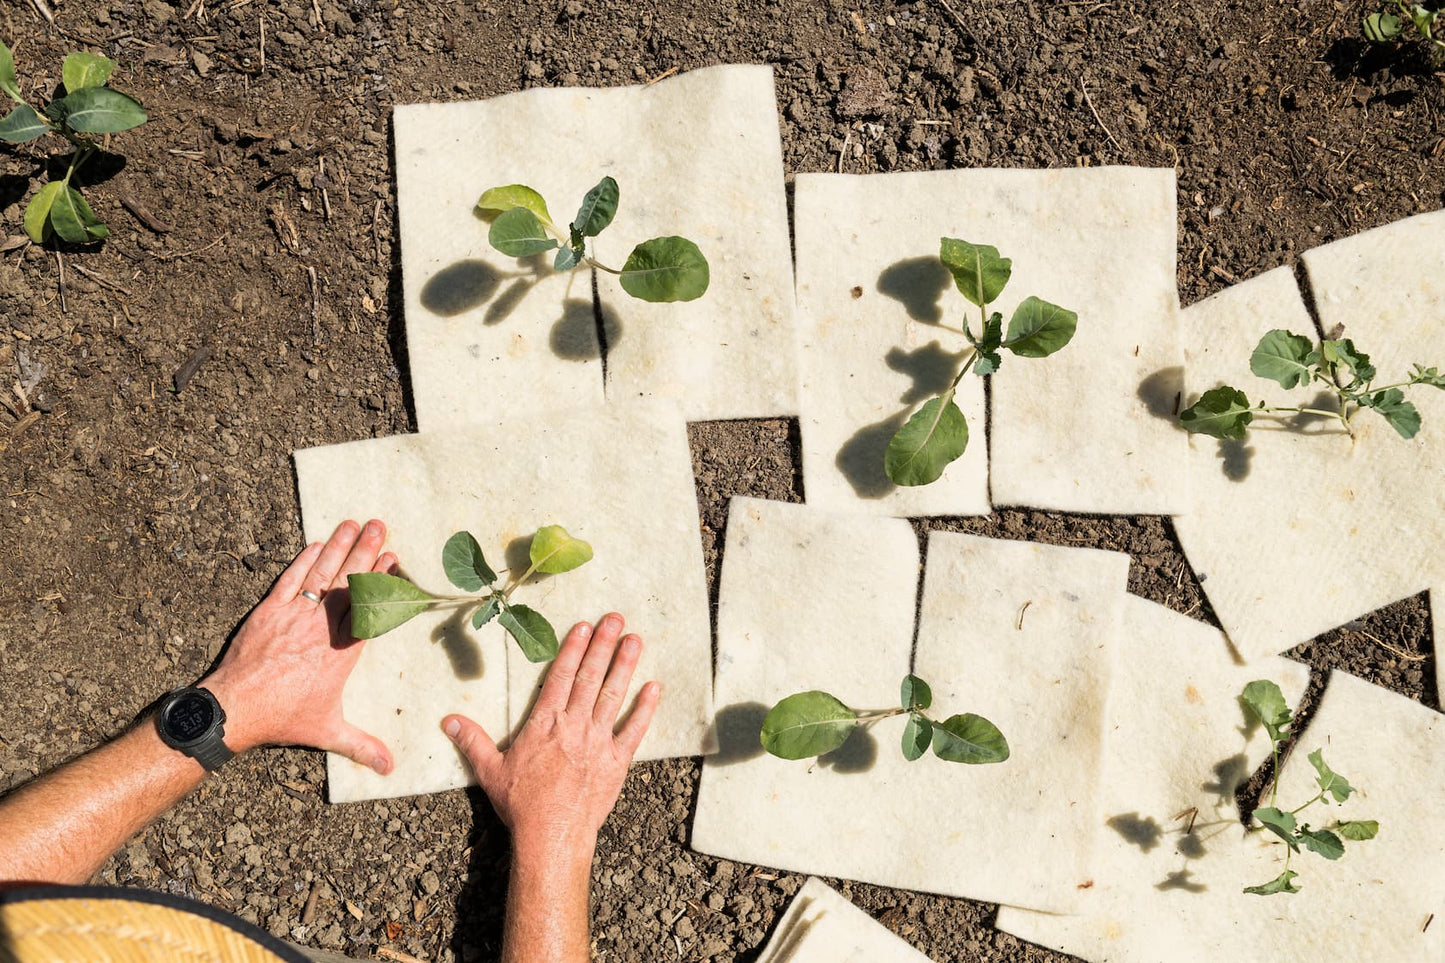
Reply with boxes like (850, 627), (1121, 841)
(1364, 2), (1445, 50)
(1239, 680), (1378, 896)
(0, 42), (147, 244)
(475, 178), (709, 303)
(885, 239), (1078, 486)
(346, 525), (593, 663)
(1180, 328), (1444, 441)
(760, 673), (1010, 765)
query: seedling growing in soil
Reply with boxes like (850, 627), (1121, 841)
(1179, 328), (1444, 441)
(886, 240), (1077, 486)
(760, 673), (1010, 765)
(475, 178), (709, 302)
(1239, 680), (1378, 896)
(1364, 2), (1445, 50)
(346, 525), (593, 663)
(0, 42), (147, 244)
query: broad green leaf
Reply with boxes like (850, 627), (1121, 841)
(1364, 11), (1403, 41)
(1241, 679), (1291, 743)
(1004, 296), (1078, 358)
(0, 103), (49, 143)
(1321, 338), (1375, 384)
(1410, 364), (1445, 389)
(62, 52), (115, 93)
(980, 311), (1003, 352)
(471, 596), (500, 630)
(1308, 748), (1355, 803)
(442, 530), (497, 592)
(1180, 386), (1254, 440)
(884, 394), (969, 487)
(573, 176), (618, 237)
(938, 238), (1011, 307)
(1299, 826), (1345, 860)
(529, 524), (593, 574)
(46, 87), (146, 133)
(23, 181), (62, 243)
(347, 572), (435, 639)
(1249, 329), (1315, 389)
(1365, 388), (1421, 439)
(49, 187), (108, 243)
(1252, 807), (1299, 850)
(0, 40), (19, 103)
(930, 713), (1009, 764)
(900, 674), (932, 711)
(760, 691), (858, 760)
(554, 245), (582, 271)
(1243, 869), (1300, 896)
(475, 184), (552, 223)
(498, 603), (560, 662)
(1336, 820), (1379, 841)
(1412, 3), (1438, 37)
(489, 207), (559, 257)
(973, 351), (1001, 376)
(901, 714), (932, 761)
(618, 236), (710, 302)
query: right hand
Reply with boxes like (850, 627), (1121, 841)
(442, 613), (659, 856)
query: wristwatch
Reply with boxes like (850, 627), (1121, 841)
(155, 686), (235, 771)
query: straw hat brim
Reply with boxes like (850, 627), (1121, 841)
(0, 885), (311, 963)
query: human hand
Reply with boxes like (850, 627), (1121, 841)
(443, 613), (660, 858)
(203, 519), (397, 774)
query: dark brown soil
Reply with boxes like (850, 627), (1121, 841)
(1, 1), (1439, 960)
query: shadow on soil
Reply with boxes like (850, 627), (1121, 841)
(1324, 36), (1440, 83)
(451, 787), (512, 963)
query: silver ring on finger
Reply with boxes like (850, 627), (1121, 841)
(300, 589), (324, 604)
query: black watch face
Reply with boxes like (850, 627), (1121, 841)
(165, 693), (215, 743)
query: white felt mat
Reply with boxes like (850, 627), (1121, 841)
(293, 403), (712, 803)
(692, 501), (1127, 913)
(1175, 215), (1445, 661)
(394, 64), (797, 429)
(1001, 650), (1445, 960)
(756, 878), (932, 963)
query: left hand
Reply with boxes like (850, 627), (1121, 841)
(203, 519), (397, 774)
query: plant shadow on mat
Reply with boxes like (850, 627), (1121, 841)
(1106, 812), (1163, 852)
(815, 725), (879, 774)
(451, 787), (512, 962)
(431, 604), (484, 680)
(708, 701), (770, 766)
(876, 256), (951, 324)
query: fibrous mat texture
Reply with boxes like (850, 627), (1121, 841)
(756, 877), (933, 963)
(692, 498), (1126, 913)
(394, 64), (797, 430)
(293, 402), (713, 803)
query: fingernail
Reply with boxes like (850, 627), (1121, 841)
(577, 622), (593, 638)
(623, 636), (641, 655)
(602, 614), (622, 632)
(443, 718), (461, 738)
(371, 757), (389, 774)
(364, 520), (381, 537)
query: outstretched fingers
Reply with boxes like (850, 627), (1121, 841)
(567, 613), (624, 714)
(299, 520), (361, 601)
(534, 621), (593, 712)
(614, 681), (661, 759)
(272, 541), (324, 601)
(593, 633), (643, 726)
(323, 519), (387, 625)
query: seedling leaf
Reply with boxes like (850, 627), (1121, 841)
(1299, 826), (1345, 860)
(974, 351), (1002, 376)
(1322, 338), (1375, 384)
(1004, 296), (1078, 358)
(619, 236), (710, 302)
(554, 245), (582, 271)
(476, 184), (552, 224)
(1180, 386), (1254, 440)
(885, 394), (968, 487)
(62, 52), (115, 93)
(0, 41), (20, 103)
(0, 103), (48, 142)
(1337, 820), (1379, 841)
(1365, 388), (1421, 439)
(23, 181), (62, 243)
(498, 603), (559, 662)
(930, 713), (1009, 764)
(1241, 679), (1291, 743)
(1364, 11), (1404, 40)
(939, 238), (1011, 307)
(489, 207), (559, 257)
(1308, 748), (1355, 803)
(573, 176), (618, 237)
(48, 186), (108, 243)
(471, 596), (500, 630)
(347, 572), (436, 639)
(1411, 364), (1445, 389)
(760, 691), (858, 760)
(442, 531), (497, 591)
(1252, 807), (1299, 849)
(900, 674), (932, 711)
(529, 525), (593, 574)
(1249, 329), (1315, 389)
(46, 87), (146, 133)
(902, 714), (932, 761)
(1243, 869), (1300, 896)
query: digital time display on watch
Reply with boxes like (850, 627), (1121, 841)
(165, 693), (216, 743)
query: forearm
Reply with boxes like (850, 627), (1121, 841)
(0, 722), (207, 885)
(502, 833), (596, 963)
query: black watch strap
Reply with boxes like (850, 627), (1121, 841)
(190, 737), (235, 771)
(156, 686), (235, 772)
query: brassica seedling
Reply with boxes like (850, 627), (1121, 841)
(346, 525), (592, 663)
(1364, 2), (1445, 50)
(885, 240), (1077, 486)
(1238, 680), (1378, 895)
(760, 673), (1010, 765)
(475, 178), (709, 302)
(1180, 328), (1444, 441)
(0, 42), (147, 244)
